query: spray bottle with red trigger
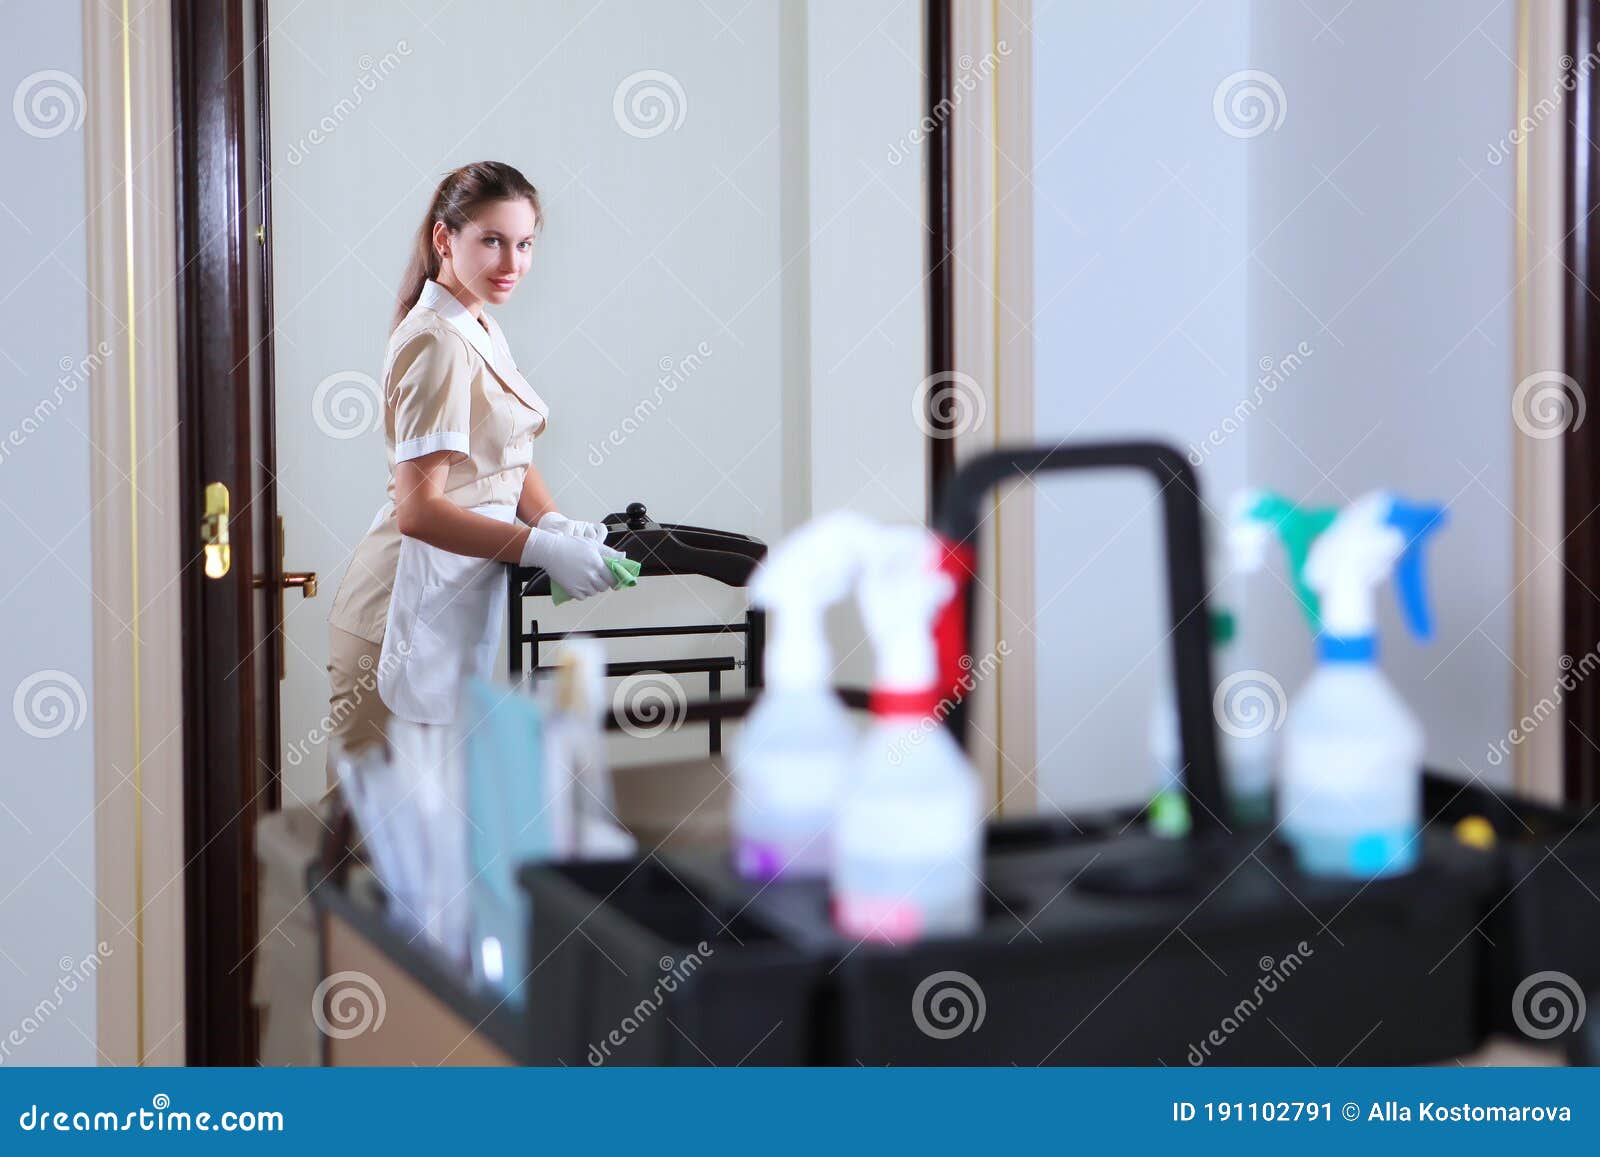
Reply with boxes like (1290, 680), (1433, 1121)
(830, 525), (984, 943)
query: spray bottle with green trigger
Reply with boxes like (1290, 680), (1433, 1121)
(1278, 492), (1447, 878)
(1148, 491), (1334, 833)
(1247, 492), (1341, 631)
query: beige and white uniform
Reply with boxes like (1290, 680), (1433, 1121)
(324, 279), (549, 784)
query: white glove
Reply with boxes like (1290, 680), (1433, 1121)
(520, 527), (625, 599)
(537, 511), (608, 543)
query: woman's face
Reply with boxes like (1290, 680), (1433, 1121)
(440, 197), (538, 306)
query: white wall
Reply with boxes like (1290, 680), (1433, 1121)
(806, 0), (927, 688)
(1032, 0), (1251, 810)
(0, 1), (99, 1063)
(806, 0), (926, 523)
(1032, 0), (1519, 809)
(271, 1), (926, 796)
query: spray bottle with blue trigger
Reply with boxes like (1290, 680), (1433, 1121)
(1278, 492), (1447, 879)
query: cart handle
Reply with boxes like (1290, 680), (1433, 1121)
(932, 441), (1226, 837)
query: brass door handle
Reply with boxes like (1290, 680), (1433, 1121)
(251, 516), (318, 681)
(256, 571), (318, 598)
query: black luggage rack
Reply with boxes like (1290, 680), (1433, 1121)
(506, 501), (769, 753)
(315, 442), (1600, 1066)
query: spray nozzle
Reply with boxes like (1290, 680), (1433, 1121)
(1245, 491), (1340, 629)
(1203, 491), (1279, 645)
(750, 510), (875, 610)
(859, 525), (956, 701)
(1304, 491), (1448, 653)
(1223, 491), (1275, 576)
(750, 511), (877, 690)
(1384, 499), (1448, 642)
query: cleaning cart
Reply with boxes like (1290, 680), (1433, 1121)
(313, 443), (1600, 1066)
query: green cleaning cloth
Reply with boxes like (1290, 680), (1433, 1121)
(550, 554), (642, 605)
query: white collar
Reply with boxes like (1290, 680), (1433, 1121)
(416, 279), (497, 368)
(410, 278), (547, 420)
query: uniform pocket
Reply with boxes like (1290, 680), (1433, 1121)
(408, 575), (493, 716)
(416, 572), (496, 655)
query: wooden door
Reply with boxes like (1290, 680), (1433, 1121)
(172, 0), (289, 1065)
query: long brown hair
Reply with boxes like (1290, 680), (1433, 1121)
(392, 161), (543, 333)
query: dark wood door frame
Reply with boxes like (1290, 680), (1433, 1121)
(925, 0), (956, 518)
(172, 0), (958, 1064)
(1566, 0), (1600, 809)
(172, 0), (272, 1065)
(247, 0), (286, 816)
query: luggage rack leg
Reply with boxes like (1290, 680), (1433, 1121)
(709, 668), (721, 755)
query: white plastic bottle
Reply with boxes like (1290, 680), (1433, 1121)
(731, 512), (871, 879)
(732, 688), (858, 879)
(1148, 493), (1277, 834)
(1149, 622), (1277, 833)
(1278, 493), (1445, 878)
(1279, 653), (1424, 876)
(831, 526), (982, 942)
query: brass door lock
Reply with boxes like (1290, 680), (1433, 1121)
(201, 481), (230, 578)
